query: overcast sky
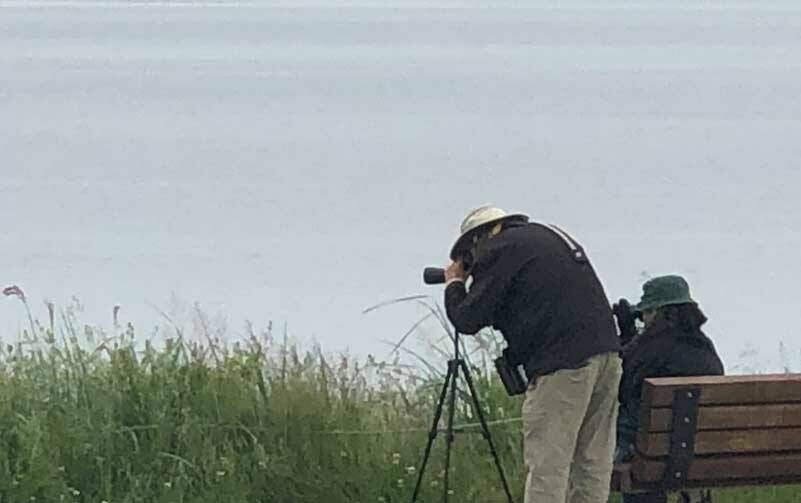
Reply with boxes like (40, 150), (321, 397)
(1, 1), (799, 372)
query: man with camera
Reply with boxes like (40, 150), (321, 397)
(440, 205), (621, 503)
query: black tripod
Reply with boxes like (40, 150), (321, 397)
(409, 331), (515, 503)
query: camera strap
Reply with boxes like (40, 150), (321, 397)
(545, 224), (588, 263)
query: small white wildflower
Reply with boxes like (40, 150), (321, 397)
(340, 451), (348, 458)
(397, 478), (404, 487)
(71, 489), (80, 496)
(164, 481), (172, 488)
(258, 460), (268, 469)
(58, 466), (66, 472)
(448, 489), (454, 495)
(405, 465), (416, 475)
(216, 470), (226, 477)
(378, 498), (386, 502)
(392, 452), (401, 459)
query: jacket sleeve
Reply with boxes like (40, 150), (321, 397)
(444, 244), (527, 335)
(444, 280), (497, 334)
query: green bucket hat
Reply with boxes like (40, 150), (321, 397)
(635, 275), (695, 312)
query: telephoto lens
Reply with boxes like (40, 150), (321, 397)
(423, 267), (446, 285)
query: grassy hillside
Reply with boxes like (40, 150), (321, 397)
(0, 312), (798, 502)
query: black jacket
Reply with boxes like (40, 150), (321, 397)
(445, 222), (620, 381)
(618, 318), (724, 427)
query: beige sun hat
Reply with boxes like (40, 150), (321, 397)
(450, 205), (529, 259)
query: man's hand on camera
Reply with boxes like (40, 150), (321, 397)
(444, 260), (468, 283)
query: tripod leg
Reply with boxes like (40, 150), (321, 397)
(442, 359), (459, 503)
(410, 361), (454, 503)
(458, 359), (516, 503)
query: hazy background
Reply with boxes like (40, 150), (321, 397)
(2, 0), (799, 372)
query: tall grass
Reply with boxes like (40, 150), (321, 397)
(0, 295), (798, 502)
(0, 300), (526, 503)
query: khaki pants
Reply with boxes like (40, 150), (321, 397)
(523, 351), (622, 503)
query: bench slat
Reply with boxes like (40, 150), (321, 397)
(639, 427), (801, 457)
(648, 403), (801, 432)
(643, 374), (801, 408)
(632, 453), (801, 484)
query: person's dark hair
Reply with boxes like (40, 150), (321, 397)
(658, 303), (708, 332)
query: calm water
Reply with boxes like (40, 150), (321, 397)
(2, 1), (800, 370)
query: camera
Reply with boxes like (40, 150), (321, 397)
(422, 253), (474, 285)
(612, 298), (641, 345)
(423, 267), (447, 285)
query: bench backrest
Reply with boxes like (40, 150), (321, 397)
(631, 373), (801, 489)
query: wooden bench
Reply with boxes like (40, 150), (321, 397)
(612, 373), (801, 493)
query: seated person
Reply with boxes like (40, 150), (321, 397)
(615, 275), (724, 503)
